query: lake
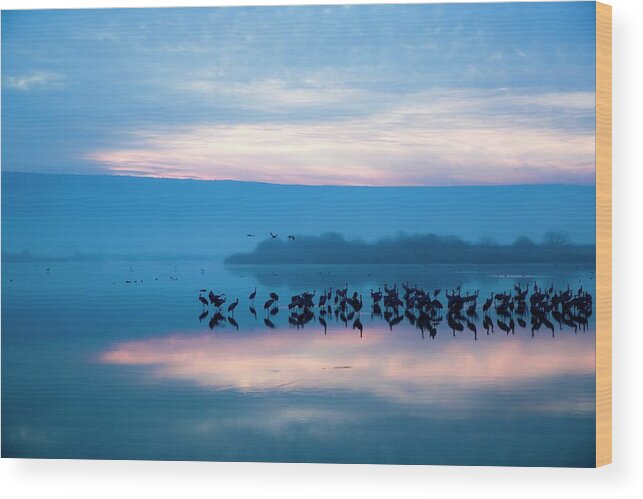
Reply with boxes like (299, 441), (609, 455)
(1, 259), (595, 466)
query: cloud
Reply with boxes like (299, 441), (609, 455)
(86, 86), (595, 186)
(180, 74), (382, 113)
(4, 71), (64, 91)
(522, 91), (596, 110)
(179, 73), (596, 116)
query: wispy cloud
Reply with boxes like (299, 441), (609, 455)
(178, 72), (596, 117)
(87, 87), (595, 186)
(522, 92), (596, 111)
(180, 72), (382, 113)
(4, 71), (64, 91)
(3, 4), (597, 180)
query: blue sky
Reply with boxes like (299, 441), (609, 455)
(2, 2), (596, 186)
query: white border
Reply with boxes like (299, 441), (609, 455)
(1, 1), (642, 497)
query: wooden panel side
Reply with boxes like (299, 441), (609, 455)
(596, 1), (612, 468)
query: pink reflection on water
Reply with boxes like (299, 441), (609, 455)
(100, 325), (595, 409)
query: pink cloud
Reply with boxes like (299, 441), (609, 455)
(86, 88), (596, 186)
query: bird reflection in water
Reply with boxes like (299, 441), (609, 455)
(196, 281), (593, 339)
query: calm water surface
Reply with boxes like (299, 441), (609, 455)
(2, 260), (595, 466)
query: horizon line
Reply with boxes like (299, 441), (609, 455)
(2, 170), (597, 189)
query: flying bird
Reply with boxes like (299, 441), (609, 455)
(270, 232), (278, 239)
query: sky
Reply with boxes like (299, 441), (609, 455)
(1, 2), (597, 186)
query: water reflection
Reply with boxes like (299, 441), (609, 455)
(3, 260), (596, 465)
(195, 281), (593, 342)
(100, 324), (595, 412)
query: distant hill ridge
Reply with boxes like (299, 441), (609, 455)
(2, 173), (597, 261)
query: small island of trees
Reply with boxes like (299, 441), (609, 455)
(225, 232), (595, 265)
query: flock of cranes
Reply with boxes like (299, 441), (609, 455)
(197, 281), (593, 339)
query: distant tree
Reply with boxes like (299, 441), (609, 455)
(320, 232), (344, 242)
(513, 236), (535, 248)
(478, 236), (499, 247)
(543, 231), (570, 246)
(442, 235), (466, 246)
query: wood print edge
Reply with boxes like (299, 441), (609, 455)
(595, 0), (612, 468)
